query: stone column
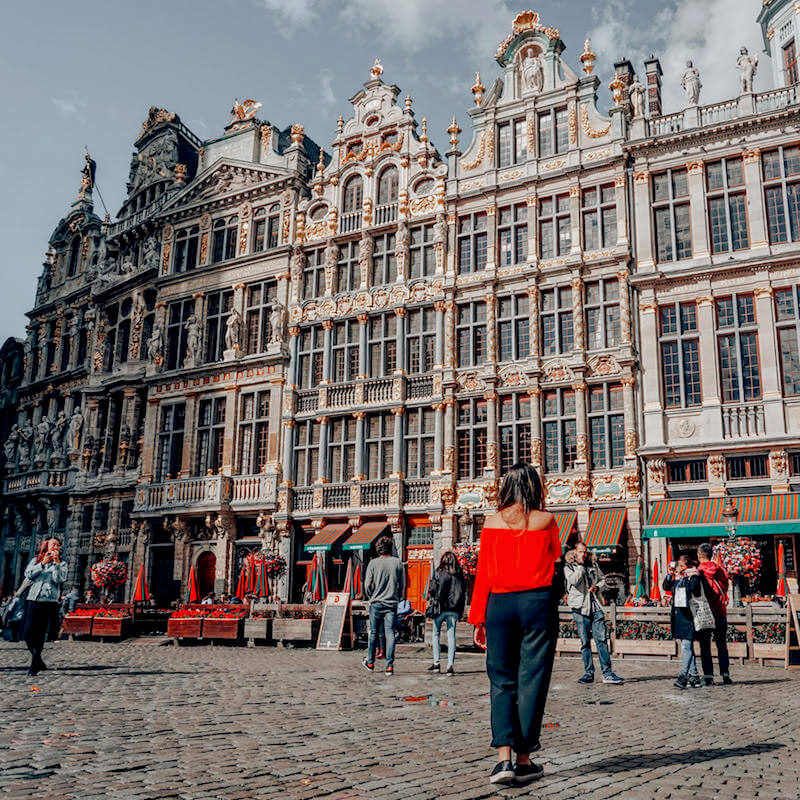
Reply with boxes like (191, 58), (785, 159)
(526, 195), (538, 264)
(573, 381), (588, 468)
(485, 292), (497, 364)
(396, 219), (409, 282)
(282, 419), (295, 485)
(485, 205), (497, 273)
(686, 160), (709, 260)
(357, 313), (369, 378)
(569, 185), (581, 255)
(530, 387), (542, 470)
(696, 294), (723, 442)
(742, 148), (768, 249)
(52, 309), (66, 376)
(527, 286), (540, 362)
(353, 410), (366, 480)
(120, 386), (142, 470)
(394, 307), (407, 375)
(432, 402), (444, 473)
(633, 170), (655, 272)
(84, 396), (101, 473)
(622, 376), (637, 466)
(484, 390), (498, 480)
(618, 267), (632, 345)
(444, 300), (456, 370)
(316, 416), (329, 482)
(138, 398), (160, 482)
(390, 407), (405, 477)
(434, 301), (446, 368)
(443, 397), (455, 476)
(321, 319), (333, 384)
(444, 213), (457, 278)
(288, 326), (300, 385)
(613, 175), (628, 246)
(754, 286), (785, 437)
(571, 276), (585, 353)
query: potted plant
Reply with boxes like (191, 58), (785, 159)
(89, 557), (129, 602)
(752, 622), (786, 663)
(712, 537), (762, 607)
(244, 608), (275, 643)
(272, 605), (321, 646)
(203, 607), (247, 640)
(167, 608), (207, 640)
(91, 608), (132, 639)
(61, 607), (96, 637)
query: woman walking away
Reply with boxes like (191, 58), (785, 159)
(425, 551), (467, 675)
(468, 463), (562, 786)
(21, 538), (67, 675)
(663, 553), (702, 689)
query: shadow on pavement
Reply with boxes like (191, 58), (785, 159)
(576, 742), (785, 774)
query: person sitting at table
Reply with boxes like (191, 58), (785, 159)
(201, 592), (216, 605)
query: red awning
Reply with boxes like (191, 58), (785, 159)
(583, 508), (627, 552)
(304, 524), (351, 552)
(552, 511), (578, 547)
(342, 521), (390, 551)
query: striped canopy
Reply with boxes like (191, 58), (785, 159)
(644, 496), (800, 539)
(583, 508), (627, 553)
(552, 511), (577, 548)
(342, 521), (390, 550)
(304, 524), (351, 552)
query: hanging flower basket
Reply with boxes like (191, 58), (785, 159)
(90, 558), (128, 591)
(712, 538), (762, 590)
(264, 555), (287, 577)
(453, 543), (479, 578)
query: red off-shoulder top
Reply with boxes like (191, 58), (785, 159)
(466, 521), (562, 625)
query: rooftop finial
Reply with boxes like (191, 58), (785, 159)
(370, 58), (384, 79)
(420, 118), (428, 143)
(447, 116), (461, 149)
(317, 148), (325, 177)
(580, 37), (596, 75)
(337, 115), (344, 134)
(405, 94), (412, 111)
(472, 72), (485, 106)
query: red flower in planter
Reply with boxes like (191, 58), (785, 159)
(169, 608), (209, 619)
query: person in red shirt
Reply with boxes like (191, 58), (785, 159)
(468, 463), (561, 787)
(696, 543), (732, 685)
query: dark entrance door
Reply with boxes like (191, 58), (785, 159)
(150, 545), (176, 607)
(196, 550), (216, 598)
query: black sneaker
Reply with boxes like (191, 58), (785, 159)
(361, 658), (374, 672)
(489, 760), (515, 785)
(385, 665), (394, 676)
(514, 762), (543, 785)
(722, 675), (733, 685)
(674, 675), (688, 689)
(689, 676), (702, 688)
(427, 663), (441, 673)
(577, 673), (594, 684)
(703, 676), (714, 686)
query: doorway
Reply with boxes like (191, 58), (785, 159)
(196, 550), (216, 598)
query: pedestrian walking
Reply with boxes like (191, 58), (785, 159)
(20, 537), (68, 675)
(697, 543), (733, 685)
(564, 542), (623, 685)
(467, 463), (562, 786)
(425, 551), (466, 676)
(362, 535), (405, 676)
(663, 554), (702, 689)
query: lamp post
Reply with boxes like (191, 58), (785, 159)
(721, 499), (743, 606)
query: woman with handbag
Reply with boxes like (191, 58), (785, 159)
(425, 551), (466, 675)
(21, 537), (68, 675)
(467, 463), (562, 786)
(662, 553), (707, 689)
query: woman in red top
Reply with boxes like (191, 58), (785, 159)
(468, 463), (561, 786)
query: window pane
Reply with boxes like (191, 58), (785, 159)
(779, 327), (800, 395)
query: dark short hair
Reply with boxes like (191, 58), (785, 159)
(497, 462), (544, 514)
(678, 552), (698, 568)
(698, 543), (713, 559)
(375, 536), (393, 556)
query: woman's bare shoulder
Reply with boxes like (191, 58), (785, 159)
(529, 510), (555, 529)
(482, 512), (506, 528)
(483, 510), (555, 530)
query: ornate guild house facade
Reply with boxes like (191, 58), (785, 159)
(2, 6), (799, 604)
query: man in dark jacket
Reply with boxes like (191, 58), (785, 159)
(697, 543), (732, 685)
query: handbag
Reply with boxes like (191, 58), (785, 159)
(13, 576), (32, 601)
(690, 579), (716, 632)
(425, 574), (441, 620)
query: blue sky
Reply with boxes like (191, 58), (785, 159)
(0, 0), (768, 343)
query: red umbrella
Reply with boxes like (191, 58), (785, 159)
(776, 542), (788, 598)
(187, 565), (200, 604)
(353, 564), (362, 600)
(254, 556), (267, 597)
(132, 564), (150, 603)
(649, 560), (661, 602)
(235, 568), (246, 600)
(666, 543), (674, 567)
(343, 559), (354, 599)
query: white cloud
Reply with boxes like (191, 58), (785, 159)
(320, 68), (336, 106)
(589, 0), (768, 113)
(52, 93), (87, 117)
(261, 0), (319, 35)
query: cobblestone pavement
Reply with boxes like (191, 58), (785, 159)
(0, 640), (798, 800)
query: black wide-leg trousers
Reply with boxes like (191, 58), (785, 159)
(22, 601), (60, 656)
(485, 587), (557, 753)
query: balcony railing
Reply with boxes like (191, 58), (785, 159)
(107, 194), (170, 239)
(755, 85), (799, 113)
(133, 473), (277, 513)
(322, 484), (350, 508)
(289, 478), (436, 512)
(293, 488), (314, 511)
(231, 474), (277, 507)
(78, 533), (91, 550)
(117, 528), (132, 548)
(362, 481), (390, 507)
(364, 378), (393, 404)
(373, 203), (398, 226)
(699, 99), (737, 126)
(4, 468), (73, 495)
(407, 375), (434, 400)
(650, 112), (683, 136)
(328, 384), (356, 408)
(339, 211), (362, 234)
(721, 403), (766, 439)
(403, 480), (431, 506)
(296, 389), (319, 413)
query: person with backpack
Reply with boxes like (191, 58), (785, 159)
(425, 551), (466, 676)
(696, 543), (732, 685)
(663, 553), (703, 689)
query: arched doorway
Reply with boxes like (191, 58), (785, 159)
(196, 550), (216, 598)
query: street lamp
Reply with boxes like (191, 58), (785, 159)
(722, 499), (739, 539)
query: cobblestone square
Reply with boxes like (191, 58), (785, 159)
(1, 641), (798, 800)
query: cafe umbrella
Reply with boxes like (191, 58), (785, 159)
(777, 541), (788, 598)
(132, 564), (151, 603)
(187, 565), (200, 604)
(649, 560), (661, 602)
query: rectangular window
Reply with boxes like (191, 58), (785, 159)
(497, 118), (528, 167)
(539, 194), (571, 259)
(775, 286), (800, 396)
(497, 294), (530, 362)
(457, 213), (487, 274)
(763, 145), (800, 244)
(372, 232), (396, 286)
(497, 204), (528, 266)
(668, 459), (707, 483)
(252, 205), (280, 252)
(196, 397), (226, 476)
(409, 223), (435, 279)
(297, 325), (324, 388)
(328, 416), (356, 483)
(538, 107), (568, 157)
(366, 412), (394, 480)
(785, 39), (799, 86)
(498, 393), (532, 473)
(652, 169), (692, 263)
(585, 278), (621, 350)
(716, 294), (761, 403)
(456, 398), (488, 479)
(588, 383), (624, 469)
(238, 391), (270, 474)
(245, 280), (277, 355)
(155, 403), (185, 482)
(332, 318), (361, 383)
(173, 226), (200, 273)
(406, 307), (436, 374)
(659, 302), (701, 407)
(706, 158), (748, 254)
(337, 240), (360, 293)
(204, 289), (233, 363)
(541, 286), (574, 356)
(582, 185), (617, 251)
(165, 299), (194, 371)
(293, 420), (320, 487)
(542, 388), (576, 473)
(405, 407), (435, 479)
(456, 301), (487, 368)
(727, 454), (768, 480)
(368, 313), (397, 377)
(303, 247), (326, 300)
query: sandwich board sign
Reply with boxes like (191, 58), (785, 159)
(787, 594), (800, 669)
(316, 592), (352, 651)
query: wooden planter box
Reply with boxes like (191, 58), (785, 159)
(272, 617), (318, 645)
(244, 618), (271, 642)
(614, 639), (677, 658)
(556, 637), (603, 654)
(727, 641), (748, 662)
(752, 643), (785, 663)
(202, 617), (244, 640)
(167, 617), (204, 639)
(91, 616), (131, 639)
(61, 616), (93, 636)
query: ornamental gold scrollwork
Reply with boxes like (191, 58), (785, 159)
(462, 131), (486, 171)
(581, 106), (611, 139)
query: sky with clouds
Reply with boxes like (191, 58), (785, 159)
(0, 0), (770, 343)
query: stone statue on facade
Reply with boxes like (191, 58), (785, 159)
(681, 60), (702, 105)
(290, 247), (305, 283)
(225, 308), (242, 351)
(120, 253), (136, 275)
(522, 52), (544, 93)
(324, 240), (338, 290)
(50, 410), (67, 456)
(142, 235), (159, 270)
(737, 46), (758, 94)
(628, 76), (646, 117)
(68, 407), (84, 451)
(147, 324), (164, 364)
(230, 98), (262, 123)
(433, 212), (447, 244)
(33, 418), (51, 463)
(270, 300), (286, 343)
(77, 152), (96, 200)
(358, 235), (374, 272)
(396, 218), (409, 249)
(3, 424), (20, 466)
(83, 305), (97, 331)
(185, 314), (201, 362)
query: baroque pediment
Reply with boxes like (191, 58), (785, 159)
(168, 162), (286, 209)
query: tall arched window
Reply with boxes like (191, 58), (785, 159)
(67, 236), (81, 277)
(377, 166), (398, 206)
(343, 175), (363, 213)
